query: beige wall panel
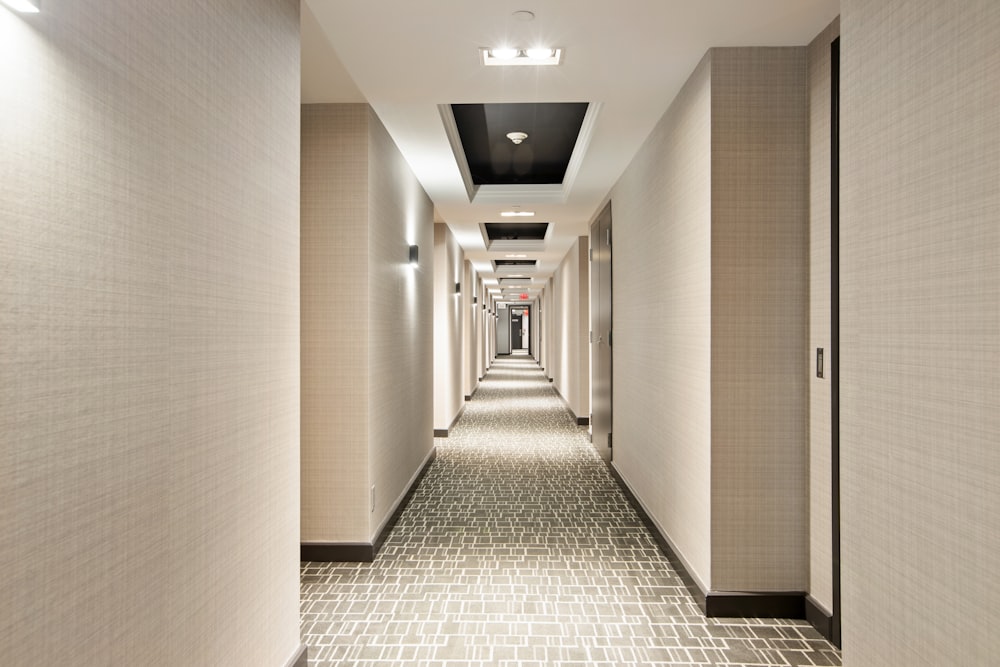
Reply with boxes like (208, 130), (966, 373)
(0, 1), (302, 665)
(808, 16), (840, 615)
(301, 104), (371, 543)
(433, 223), (463, 431)
(710, 47), (810, 591)
(549, 238), (589, 420)
(367, 110), (434, 535)
(610, 54), (714, 588)
(462, 260), (477, 398)
(840, 2), (1000, 664)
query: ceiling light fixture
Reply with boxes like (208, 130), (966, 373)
(489, 47), (519, 61)
(526, 47), (555, 60)
(480, 47), (562, 67)
(506, 131), (528, 145)
(505, 254), (529, 258)
(500, 210), (535, 217)
(1, 0), (40, 12)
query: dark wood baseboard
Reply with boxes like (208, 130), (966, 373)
(434, 403), (468, 437)
(302, 450), (437, 563)
(604, 462), (706, 609)
(301, 542), (374, 562)
(283, 644), (308, 667)
(705, 592), (805, 619)
(372, 449), (436, 554)
(551, 384), (588, 426)
(605, 460), (808, 621)
(806, 595), (835, 642)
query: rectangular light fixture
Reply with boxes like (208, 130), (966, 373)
(500, 211), (535, 217)
(408, 245), (419, 266)
(2, 0), (40, 12)
(481, 47), (562, 67)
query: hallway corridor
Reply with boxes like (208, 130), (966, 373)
(300, 358), (841, 666)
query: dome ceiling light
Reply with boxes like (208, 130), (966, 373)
(506, 131), (528, 145)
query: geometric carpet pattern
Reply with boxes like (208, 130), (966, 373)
(300, 356), (842, 666)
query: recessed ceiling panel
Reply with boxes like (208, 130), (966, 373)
(493, 259), (537, 268)
(452, 103), (588, 185)
(483, 223), (550, 241)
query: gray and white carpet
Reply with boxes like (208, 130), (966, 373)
(301, 357), (841, 666)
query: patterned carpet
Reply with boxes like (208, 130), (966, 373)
(300, 356), (841, 666)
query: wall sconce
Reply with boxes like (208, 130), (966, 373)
(455, 282), (461, 294)
(473, 296), (478, 304)
(408, 245), (419, 266)
(2, 0), (40, 12)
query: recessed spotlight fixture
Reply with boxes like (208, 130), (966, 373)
(480, 47), (563, 67)
(490, 47), (519, 61)
(505, 131), (528, 145)
(526, 47), (555, 60)
(512, 10), (535, 21)
(500, 210), (535, 217)
(1, 0), (40, 12)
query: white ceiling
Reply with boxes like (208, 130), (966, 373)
(302, 0), (839, 297)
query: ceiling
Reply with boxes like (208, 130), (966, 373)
(451, 102), (589, 186)
(302, 0), (840, 301)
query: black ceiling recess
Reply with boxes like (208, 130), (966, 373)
(493, 259), (537, 268)
(451, 102), (588, 185)
(483, 223), (549, 241)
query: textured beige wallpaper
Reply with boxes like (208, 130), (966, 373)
(841, 2), (1000, 664)
(301, 105), (434, 544)
(462, 260), (477, 398)
(610, 47), (810, 594)
(301, 104), (371, 543)
(710, 47), (809, 591)
(808, 17), (840, 616)
(610, 53), (714, 589)
(0, 1), (302, 665)
(433, 223), (463, 431)
(549, 237), (590, 420)
(366, 109), (434, 536)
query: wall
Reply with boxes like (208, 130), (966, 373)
(0, 1), (303, 665)
(461, 260), (478, 399)
(611, 53), (714, 588)
(807, 16), (840, 619)
(548, 238), (590, 421)
(301, 104), (370, 543)
(709, 47), (809, 591)
(433, 223), (463, 433)
(610, 47), (809, 594)
(538, 277), (555, 380)
(840, 2), (1000, 664)
(497, 305), (511, 355)
(367, 109), (434, 535)
(301, 104), (433, 546)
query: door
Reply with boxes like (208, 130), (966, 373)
(590, 202), (613, 461)
(511, 312), (523, 350)
(497, 306), (511, 355)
